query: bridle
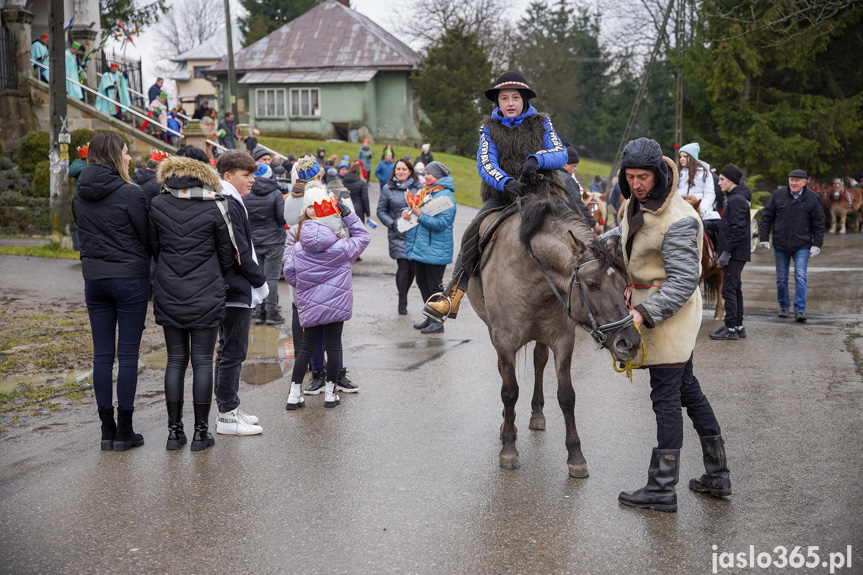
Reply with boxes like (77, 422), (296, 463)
(526, 247), (634, 347)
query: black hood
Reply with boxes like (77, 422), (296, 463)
(729, 182), (752, 202)
(134, 169), (157, 186)
(165, 175), (205, 189)
(76, 163), (130, 201)
(250, 176), (281, 196)
(343, 171), (360, 185)
(617, 137), (668, 200)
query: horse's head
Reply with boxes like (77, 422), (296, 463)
(566, 231), (641, 362)
(681, 194), (701, 214)
(831, 178), (845, 200)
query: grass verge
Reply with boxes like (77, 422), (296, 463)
(0, 242), (79, 260)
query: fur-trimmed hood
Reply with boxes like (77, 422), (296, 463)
(157, 155), (221, 191)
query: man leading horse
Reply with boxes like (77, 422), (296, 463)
(603, 137), (732, 512)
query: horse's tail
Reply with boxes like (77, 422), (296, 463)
(702, 271), (722, 307)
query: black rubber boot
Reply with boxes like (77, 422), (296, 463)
(619, 448), (680, 512)
(190, 402), (215, 452)
(689, 435), (732, 497)
(113, 408), (144, 451)
(165, 400), (187, 450)
(397, 295), (408, 315)
(97, 406), (116, 451)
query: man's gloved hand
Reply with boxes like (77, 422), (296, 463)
(504, 179), (525, 197)
(718, 251), (731, 267)
(810, 246), (821, 257)
(337, 199), (352, 218)
(520, 157), (539, 182)
(759, 241), (771, 250)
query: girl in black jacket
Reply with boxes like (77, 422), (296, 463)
(73, 132), (149, 452)
(149, 146), (236, 452)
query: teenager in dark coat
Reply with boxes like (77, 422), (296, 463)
(73, 132), (149, 452)
(710, 164), (752, 340)
(149, 146), (236, 451)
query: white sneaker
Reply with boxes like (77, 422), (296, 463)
(285, 382), (305, 410)
(324, 381), (340, 408)
(236, 408), (259, 425)
(216, 409), (263, 435)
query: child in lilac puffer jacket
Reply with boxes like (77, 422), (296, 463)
(283, 183), (370, 410)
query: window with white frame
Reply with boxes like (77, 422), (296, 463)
(256, 88), (285, 118)
(290, 88), (320, 118)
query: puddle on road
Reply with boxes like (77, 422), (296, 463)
(0, 368), (93, 394)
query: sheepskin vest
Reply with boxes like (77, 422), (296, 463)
(622, 157), (703, 367)
(480, 113), (565, 204)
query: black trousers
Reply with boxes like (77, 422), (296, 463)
(395, 258), (414, 300)
(722, 258), (746, 328)
(453, 196), (508, 291)
(413, 262), (447, 304)
(649, 359), (722, 450)
(163, 326), (219, 404)
(291, 322), (344, 384)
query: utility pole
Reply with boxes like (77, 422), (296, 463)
(674, 0), (685, 158)
(49, 0), (72, 248)
(606, 0), (676, 193)
(224, 0), (239, 121)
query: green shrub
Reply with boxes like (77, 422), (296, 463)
(0, 191), (50, 234)
(751, 191), (772, 207)
(33, 161), (50, 198)
(70, 129), (97, 160)
(17, 131), (50, 174)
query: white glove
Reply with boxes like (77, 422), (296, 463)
(759, 241), (771, 250)
(810, 246), (821, 257)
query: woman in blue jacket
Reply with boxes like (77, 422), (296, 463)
(401, 161), (457, 334)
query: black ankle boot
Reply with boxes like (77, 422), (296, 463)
(619, 448), (680, 512)
(165, 400), (187, 450)
(97, 406), (116, 451)
(190, 402), (215, 452)
(113, 407), (144, 451)
(398, 295), (408, 315)
(689, 435), (732, 497)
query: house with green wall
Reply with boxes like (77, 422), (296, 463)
(207, 0), (422, 143)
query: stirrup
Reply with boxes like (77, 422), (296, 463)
(422, 291), (452, 323)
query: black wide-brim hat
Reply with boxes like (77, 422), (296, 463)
(485, 72), (537, 103)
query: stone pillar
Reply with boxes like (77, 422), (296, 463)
(69, 26), (99, 89)
(182, 119), (209, 154)
(2, 7), (36, 90)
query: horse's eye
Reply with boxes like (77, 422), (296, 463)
(587, 283), (600, 291)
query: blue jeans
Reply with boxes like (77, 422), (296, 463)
(84, 277), (149, 410)
(255, 243), (283, 313)
(774, 247), (809, 313)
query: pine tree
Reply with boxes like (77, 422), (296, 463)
(239, 0), (316, 47)
(412, 25), (493, 156)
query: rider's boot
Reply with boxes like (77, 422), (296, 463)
(618, 448), (679, 512)
(423, 287), (465, 323)
(689, 435), (732, 497)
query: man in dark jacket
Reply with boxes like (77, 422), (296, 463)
(218, 112), (239, 149)
(214, 150), (268, 436)
(759, 169), (825, 322)
(558, 144), (600, 233)
(147, 78), (164, 105)
(192, 99), (210, 120)
(710, 164), (751, 340)
(244, 163), (287, 324)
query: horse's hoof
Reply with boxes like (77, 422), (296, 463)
(500, 455), (520, 470)
(568, 463), (589, 478)
(529, 415), (546, 431)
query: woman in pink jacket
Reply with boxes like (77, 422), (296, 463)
(283, 184), (370, 410)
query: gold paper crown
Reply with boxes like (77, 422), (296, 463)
(150, 150), (168, 162)
(76, 143), (89, 158)
(313, 195), (340, 218)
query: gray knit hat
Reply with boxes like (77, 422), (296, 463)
(424, 161), (450, 179)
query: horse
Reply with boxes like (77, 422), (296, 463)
(581, 188), (608, 229)
(681, 195), (725, 320)
(828, 177), (863, 233)
(466, 194), (641, 478)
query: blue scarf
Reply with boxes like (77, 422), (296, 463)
(491, 105), (537, 128)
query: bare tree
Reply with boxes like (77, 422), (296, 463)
(392, 0), (512, 55)
(151, 0), (226, 77)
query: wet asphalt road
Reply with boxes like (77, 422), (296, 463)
(1, 188), (862, 575)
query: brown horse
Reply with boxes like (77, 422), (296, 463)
(581, 188), (608, 229)
(681, 195), (725, 320)
(467, 194), (641, 478)
(828, 178), (863, 233)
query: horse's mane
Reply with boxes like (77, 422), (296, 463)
(518, 194), (623, 273)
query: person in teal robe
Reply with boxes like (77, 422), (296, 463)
(31, 35), (49, 81)
(65, 43), (85, 100)
(95, 62), (130, 119)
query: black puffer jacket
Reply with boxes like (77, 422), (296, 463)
(759, 186), (825, 252)
(73, 163), (149, 280)
(342, 171), (370, 220)
(149, 156), (235, 329)
(134, 168), (161, 209)
(244, 176), (286, 246)
(718, 182), (752, 261)
(223, 190), (267, 307)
